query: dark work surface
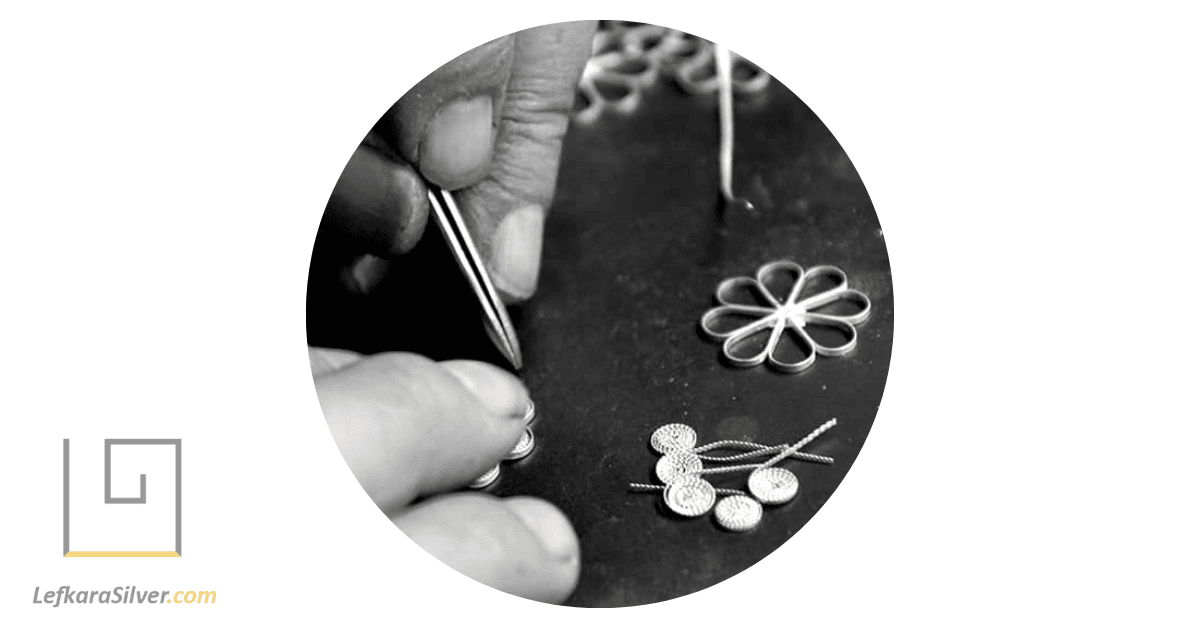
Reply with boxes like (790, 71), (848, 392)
(307, 75), (893, 607)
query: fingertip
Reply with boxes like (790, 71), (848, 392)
(418, 95), (495, 190)
(387, 164), (430, 254)
(502, 498), (580, 604)
(347, 254), (389, 294)
(384, 34), (513, 166)
(503, 497), (581, 568)
(439, 360), (529, 421)
(393, 493), (579, 604)
(326, 145), (429, 255)
(309, 346), (363, 377)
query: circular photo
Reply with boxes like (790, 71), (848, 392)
(307, 20), (892, 607)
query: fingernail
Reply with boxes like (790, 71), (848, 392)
(440, 360), (529, 420)
(348, 254), (389, 294)
(505, 497), (580, 563)
(490, 205), (544, 300)
(420, 96), (494, 189)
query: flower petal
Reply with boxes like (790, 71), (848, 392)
(721, 316), (783, 368)
(714, 275), (778, 308)
(767, 323), (817, 373)
(800, 314), (858, 356)
(793, 265), (849, 305)
(755, 260), (805, 304)
(805, 288), (871, 324)
(731, 53), (771, 94)
(700, 304), (770, 340)
(590, 50), (657, 89)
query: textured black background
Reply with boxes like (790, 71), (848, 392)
(307, 72), (893, 607)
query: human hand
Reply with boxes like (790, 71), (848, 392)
(310, 347), (580, 603)
(325, 21), (597, 301)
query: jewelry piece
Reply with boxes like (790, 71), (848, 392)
(755, 418), (838, 468)
(629, 483), (746, 497)
(649, 424), (833, 464)
(700, 261), (871, 372)
(574, 24), (770, 126)
(468, 464), (501, 489)
(470, 400), (538, 488)
(655, 450), (703, 484)
(741, 418), (836, 503)
(633, 419), (837, 528)
(505, 427), (536, 461)
(664, 476), (718, 517)
(714, 495), (764, 531)
(693, 440), (835, 465)
(649, 423), (698, 454)
(747, 467), (799, 505)
(692, 418), (834, 500)
(657, 420), (838, 478)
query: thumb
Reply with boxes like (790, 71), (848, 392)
(376, 34), (515, 190)
(459, 21), (597, 301)
(314, 353), (529, 513)
(323, 36), (516, 257)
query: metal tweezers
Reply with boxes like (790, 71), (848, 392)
(426, 185), (523, 371)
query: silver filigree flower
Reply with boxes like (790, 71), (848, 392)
(700, 260), (870, 372)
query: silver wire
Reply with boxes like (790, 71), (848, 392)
(716, 43), (753, 212)
(692, 440), (835, 465)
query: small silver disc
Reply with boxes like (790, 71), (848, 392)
(468, 464), (501, 489)
(714, 495), (764, 532)
(747, 467), (799, 505)
(650, 423), (698, 454)
(505, 427), (536, 461)
(523, 399), (536, 425)
(665, 476), (717, 517)
(655, 450), (702, 484)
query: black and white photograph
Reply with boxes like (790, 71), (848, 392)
(5, 3), (1196, 626)
(307, 20), (892, 606)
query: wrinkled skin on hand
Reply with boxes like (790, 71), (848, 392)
(325, 21), (597, 302)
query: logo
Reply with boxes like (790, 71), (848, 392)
(62, 439), (182, 557)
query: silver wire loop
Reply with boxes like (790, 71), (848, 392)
(574, 26), (771, 125)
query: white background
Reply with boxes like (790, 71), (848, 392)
(2, 1), (1197, 626)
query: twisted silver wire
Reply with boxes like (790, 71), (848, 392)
(692, 440), (834, 464)
(699, 418), (838, 476)
(628, 482), (746, 496)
